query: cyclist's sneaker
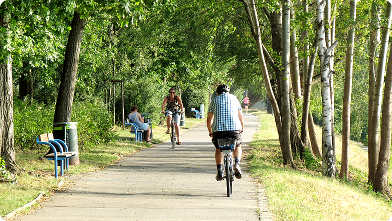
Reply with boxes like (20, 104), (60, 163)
(216, 171), (224, 181)
(234, 165), (242, 179)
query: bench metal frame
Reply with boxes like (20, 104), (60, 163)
(36, 133), (76, 178)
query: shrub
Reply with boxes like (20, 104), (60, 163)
(13, 99), (55, 150)
(182, 86), (209, 118)
(72, 99), (116, 149)
(14, 98), (115, 151)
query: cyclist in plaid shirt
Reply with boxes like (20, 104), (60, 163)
(207, 84), (244, 181)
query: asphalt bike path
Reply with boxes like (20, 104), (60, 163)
(14, 114), (273, 221)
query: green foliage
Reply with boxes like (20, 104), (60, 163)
(72, 99), (116, 148)
(121, 79), (167, 126)
(13, 98), (115, 151)
(13, 99), (55, 150)
(182, 86), (209, 117)
(301, 148), (322, 172)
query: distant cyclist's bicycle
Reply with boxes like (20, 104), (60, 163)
(168, 111), (181, 149)
(217, 137), (237, 197)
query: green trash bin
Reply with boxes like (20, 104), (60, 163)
(53, 122), (79, 165)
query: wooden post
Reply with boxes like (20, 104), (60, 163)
(113, 82), (115, 124)
(108, 86), (111, 113)
(121, 81), (124, 129)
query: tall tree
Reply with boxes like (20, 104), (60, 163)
(290, 7), (301, 99)
(325, 0), (336, 152)
(0, 15), (18, 174)
(301, 39), (321, 157)
(368, 3), (380, 161)
(281, 0), (294, 163)
(368, 1), (392, 185)
(53, 11), (87, 122)
(341, 0), (357, 179)
(241, 0), (294, 167)
(374, 27), (392, 194)
(316, 0), (338, 177)
(300, 0), (319, 156)
(53, 0), (144, 122)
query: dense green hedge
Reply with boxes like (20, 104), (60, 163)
(13, 100), (55, 151)
(14, 98), (115, 151)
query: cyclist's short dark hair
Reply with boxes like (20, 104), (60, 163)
(169, 88), (176, 93)
(216, 84), (230, 94)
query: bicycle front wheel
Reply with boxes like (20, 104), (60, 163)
(171, 123), (175, 149)
(225, 155), (231, 197)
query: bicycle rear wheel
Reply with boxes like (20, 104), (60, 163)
(229, 156), (233, 195)
(225, 155), (231, 197)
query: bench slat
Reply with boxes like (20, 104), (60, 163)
(44, 153), (71, 158)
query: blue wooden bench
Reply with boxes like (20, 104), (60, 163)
(125, 119), (144, 142)
(36, 133), (76, 178)
(191, 108), (202, 119)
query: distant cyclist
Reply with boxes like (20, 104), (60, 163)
(161, 88), (184, 145)
(207, 84), (244, 181)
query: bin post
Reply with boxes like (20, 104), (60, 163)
(199, 104), (204, 118)
(180, 113), (185, 126)
(53, 122), (80, 165)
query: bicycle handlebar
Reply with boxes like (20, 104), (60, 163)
(162, 110), (182, 115)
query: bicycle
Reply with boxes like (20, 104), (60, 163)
(167, 111), (181, 149)
(217, 137), (237, 197)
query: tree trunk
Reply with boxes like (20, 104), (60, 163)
(341, 0), (357, 179)
(302, 0), (309, 95)
(290, 8), (301, 99)
(301, 36), (318, 151)
(54, 11), (87, 123)
(368, 3), (380, 160)
(290, 91), (305, 158)
(317, 0), (337, 177)
(281, 0), (294, 165)
(308, 113), (322, 157)
(374, 28), (392, 194)
(326, 0), (337, 154)
(368, 2), (392, 185)
(241, 0), (282, 130)
(241, 0), (296, 167)
(0, 16), (18, 174)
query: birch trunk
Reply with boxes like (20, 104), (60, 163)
(341, 0), (357, 179)
(325, 0), (336, 154)
(317, 0), (337, 177)
(368, 2), (392, 185)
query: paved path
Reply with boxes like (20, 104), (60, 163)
(14, 114), (272, 221)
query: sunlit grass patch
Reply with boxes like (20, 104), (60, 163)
(248, 110), (392, 221)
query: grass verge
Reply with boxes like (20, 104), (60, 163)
(0, 117), (204, 218)
(248, 110), (392, 221)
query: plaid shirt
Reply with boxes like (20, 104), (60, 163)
(208, 93), (242, 132)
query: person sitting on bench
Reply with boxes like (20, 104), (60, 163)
(128, 105), (151, 143)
